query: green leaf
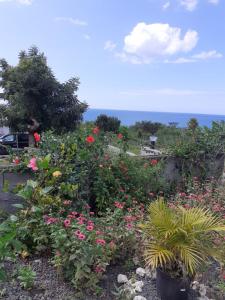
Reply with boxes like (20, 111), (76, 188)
(40, 186), (53, 195)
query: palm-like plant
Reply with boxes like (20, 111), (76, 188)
(141, 198), (225, 277)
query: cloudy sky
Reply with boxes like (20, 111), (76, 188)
(0, 0), (224, 114)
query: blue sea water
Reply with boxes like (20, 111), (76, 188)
(84, 109), (225, 128)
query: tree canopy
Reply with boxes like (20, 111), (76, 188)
(0, 46), (87, 132)
(95, 114), (121, 133)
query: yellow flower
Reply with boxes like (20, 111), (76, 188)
(53, 171), (62, 177)
(21, 250), (29, 259)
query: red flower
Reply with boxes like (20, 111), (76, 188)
(92, 127), (100, 135)
(13, 157), (20, 165)
(117, 133), (123, 139)
(33, 132), (41, 142)
(150, 159), (158, 166)
(86, 135), (95, 143)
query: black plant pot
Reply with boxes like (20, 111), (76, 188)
(156, 268), (191, 300)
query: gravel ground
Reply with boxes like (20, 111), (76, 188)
(0, 258), (160, 300)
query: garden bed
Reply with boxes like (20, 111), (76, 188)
(0, 257), (160, 300)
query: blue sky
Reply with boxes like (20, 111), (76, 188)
(0, 0), (224, 114)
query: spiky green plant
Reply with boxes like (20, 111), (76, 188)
(141, 198), (225, 277)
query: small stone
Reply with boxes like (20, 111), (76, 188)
(133, 296), (147, 300)
(199, 284), (207, 297)
(133, 256), (140, 265)
(117, 274), (128, 284)
(136, 267), (146, 277)
(132, 281), (144, 292)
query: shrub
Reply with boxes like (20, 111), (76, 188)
(95, 114), (121, 133)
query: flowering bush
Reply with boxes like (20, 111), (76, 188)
(11, 126), (152, 295)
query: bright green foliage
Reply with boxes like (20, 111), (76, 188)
(17, 266), (36, 289)
(141, 198), (225, 277)
(0, 219), (23, 281)
(0, 46), (87, 132)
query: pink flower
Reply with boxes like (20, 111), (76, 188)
(89, 212), (95, 216)
(179, 192), (186, 197)
(71, 211), (78, 216)
(86, 225), (94, 231)
(114, 201), (125, 209)
(44, 216), (58, 225)
(27, 158), (38, 171)
(74, 230), (81, 236)
(64, 219), (71, 228)
(96, 239), (106, 246)
(63, 200), (72, 205)
(84, 204), (91, 209)
(92, 127), (100, 135)
(96, 231), (103, 235)
(150, 159), (158, 166)
(126, 223), (133, 230)
(95, 266), (104, 273)
(78, 233), (86, 240)
(117, 133), (123, 139)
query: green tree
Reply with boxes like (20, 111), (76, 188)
(188, 118), (199, 132)
(0, 46), (87, 132)
(95, 114), (121, 133)
(133, 121), (163, 135)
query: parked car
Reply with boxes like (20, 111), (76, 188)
(0, 133), (29, 155)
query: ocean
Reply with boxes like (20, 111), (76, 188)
(84, 108), (225, 128)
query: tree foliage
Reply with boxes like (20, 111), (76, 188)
(133, 121), (164, 135)
(0, 46), (87, 132)
(95, 114), (121, 133)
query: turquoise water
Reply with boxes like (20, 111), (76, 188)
(84, 108), (225, 127)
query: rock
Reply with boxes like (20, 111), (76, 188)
(132, 281), (144, 293)
(199, 284), (207, 297)
(191, 280), (200, 290)
(117, 274), (128, 284)
(136, 267), (146, 277)
(133, 296), (147, 300)
(133, 256), (140, 266)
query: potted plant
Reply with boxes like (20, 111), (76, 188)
(140, 198), (225, 300)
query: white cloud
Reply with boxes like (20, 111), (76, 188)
(83, 34), (90, 40)
(0, 0), (33, 4)
(104, 40), (117, 51)
(208, 0), (219, 4)
(192, 50), (223, 60)
(165, 50), (223, 63)
(162, 1), (170, 10)
(165, 57), (196, 63)
(119, 23), (198, 64)
(179, 0), (198, 11)
(55, 17), (88, 27)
